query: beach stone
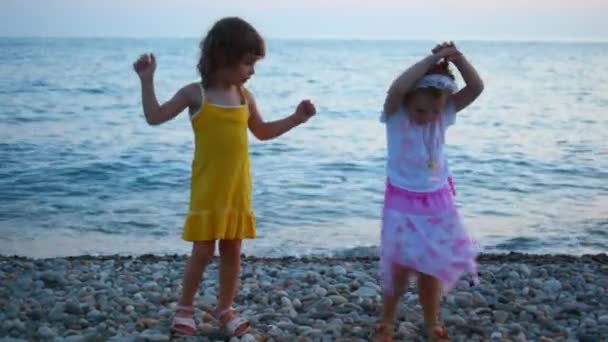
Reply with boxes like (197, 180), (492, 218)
(2, 320), (14, 331)
(49, 303), (65, 321)
(332, 266), (347, 276)
(314, 286), (328, 297)
(65, 301), (82, 315)
(202, 294), (218, 306)
(13, 319), (25, 331)
(27, 308), (44, 321)
(543, 279), (562, 292)
(473, 292), (488, 307)
(240, 334), (256, 342)
(135, 330), (169, 342)
(530, 279), (543, 288)
(353, 286), (377, 298)
(514, 332), (528, 341)
(519, 264), (532, 277)
(281, 296), (293, 307)
(491, 331), (503, 340)
(37, 325), (56, 339)
(40, 271), (66, 287)
(87, 310), (104, 324)
(455, 292), (474, 307)
(493, 310), (509, 324)
(329, 295), (348, 305)
(446, 314), (466, 326)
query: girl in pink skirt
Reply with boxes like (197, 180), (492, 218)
(374, 42), (484, 342)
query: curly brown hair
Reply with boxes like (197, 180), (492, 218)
(197, 17), (265, 88)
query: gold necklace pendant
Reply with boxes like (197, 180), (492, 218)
(428, 160), (436, 169)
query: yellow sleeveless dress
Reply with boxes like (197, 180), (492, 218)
(182, 86), (256, 241)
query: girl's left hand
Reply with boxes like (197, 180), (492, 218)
(432, 41), (463, 62)
(295, 100), (317, 123)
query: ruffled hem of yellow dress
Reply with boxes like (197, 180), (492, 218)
(182, 210), (256, 241)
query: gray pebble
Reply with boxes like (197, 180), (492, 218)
(353, 286), (377, 298)
(37, 325), (56, 339)
(65, 301), (82, 315)
(135, 330), (169, 342)
(543, 279), (562, 292)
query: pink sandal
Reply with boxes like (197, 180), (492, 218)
(372, 321), (394, 342)
(426, 321), (450, 342)
(170, 305), (197, 337)
(216, 307), (250, 337)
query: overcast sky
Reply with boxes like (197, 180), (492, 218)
(1, 0), (607, 41)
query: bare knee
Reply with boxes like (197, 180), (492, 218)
(392, 265), (412, 296)
(418, 273), (441, 288)
(219, 240), (242, 263)
(191, 241), (216, 265)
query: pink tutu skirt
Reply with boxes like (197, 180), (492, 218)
(380, 178), (478, 295)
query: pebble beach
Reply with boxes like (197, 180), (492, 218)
(1, 252), (607, 342)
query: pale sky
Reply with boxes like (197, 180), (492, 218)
(1, 0), (607, 41)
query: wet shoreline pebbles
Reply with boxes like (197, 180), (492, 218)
(1, 252), (607, 341)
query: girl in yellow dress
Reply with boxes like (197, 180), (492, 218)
(133, 17), (316, 337)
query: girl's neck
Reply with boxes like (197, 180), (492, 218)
(206, 82), (236, 92)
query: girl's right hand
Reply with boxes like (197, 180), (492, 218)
(432, 41), (462, 61)
(133, 53), (156, 81)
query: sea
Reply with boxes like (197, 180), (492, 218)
(0, 38), (606, 258)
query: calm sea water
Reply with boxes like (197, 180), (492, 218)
(0, 38), (606, 258)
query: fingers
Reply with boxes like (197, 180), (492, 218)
(432, 41), (457, 54)
(297, 100), (316, 119)
(306, 100), (316, 115)
(432, 41), (462, 61)
(303, 100), (316, 115)
(133, 53), (155, 73)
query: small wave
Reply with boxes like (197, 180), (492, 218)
(77, 87), (107, 95)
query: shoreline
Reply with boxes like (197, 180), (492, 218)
(1, 252), (606, 341)
(2, 251), (607, 264)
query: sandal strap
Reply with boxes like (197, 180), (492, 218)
(176, 304), (195, 313)
(426, 321), (449, 341)
(374, 322), (394, 336)
(216, 307), (235, 319)
(173, 316), (196, 330)
(216, 307), (250, 336)
(225, 316), (249, 334)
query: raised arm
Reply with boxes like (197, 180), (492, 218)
(133, 53), (196, 125)
(383, 44), (460, 115)
(247, 90), (316, 141)
(450, 54), (484, 112)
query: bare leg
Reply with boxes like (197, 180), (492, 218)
(375, 264), (411, 341)
(419, 273), (449, 341)
(179, 241), (216, 307)
(172, 241), (216, 335)
(217, 239), (242, 312)
(215, 239), (249, 336)
(418, 272), (442, 323)
(380, 264), (411, 322)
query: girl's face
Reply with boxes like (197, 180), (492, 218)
(406, 89), (449, 125)
(218, 54), (259, 86)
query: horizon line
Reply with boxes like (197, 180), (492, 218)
(1, 35), (608, 44)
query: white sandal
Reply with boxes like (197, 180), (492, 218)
(171, 305), (197, 337)
(216, 307), (250, 337)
